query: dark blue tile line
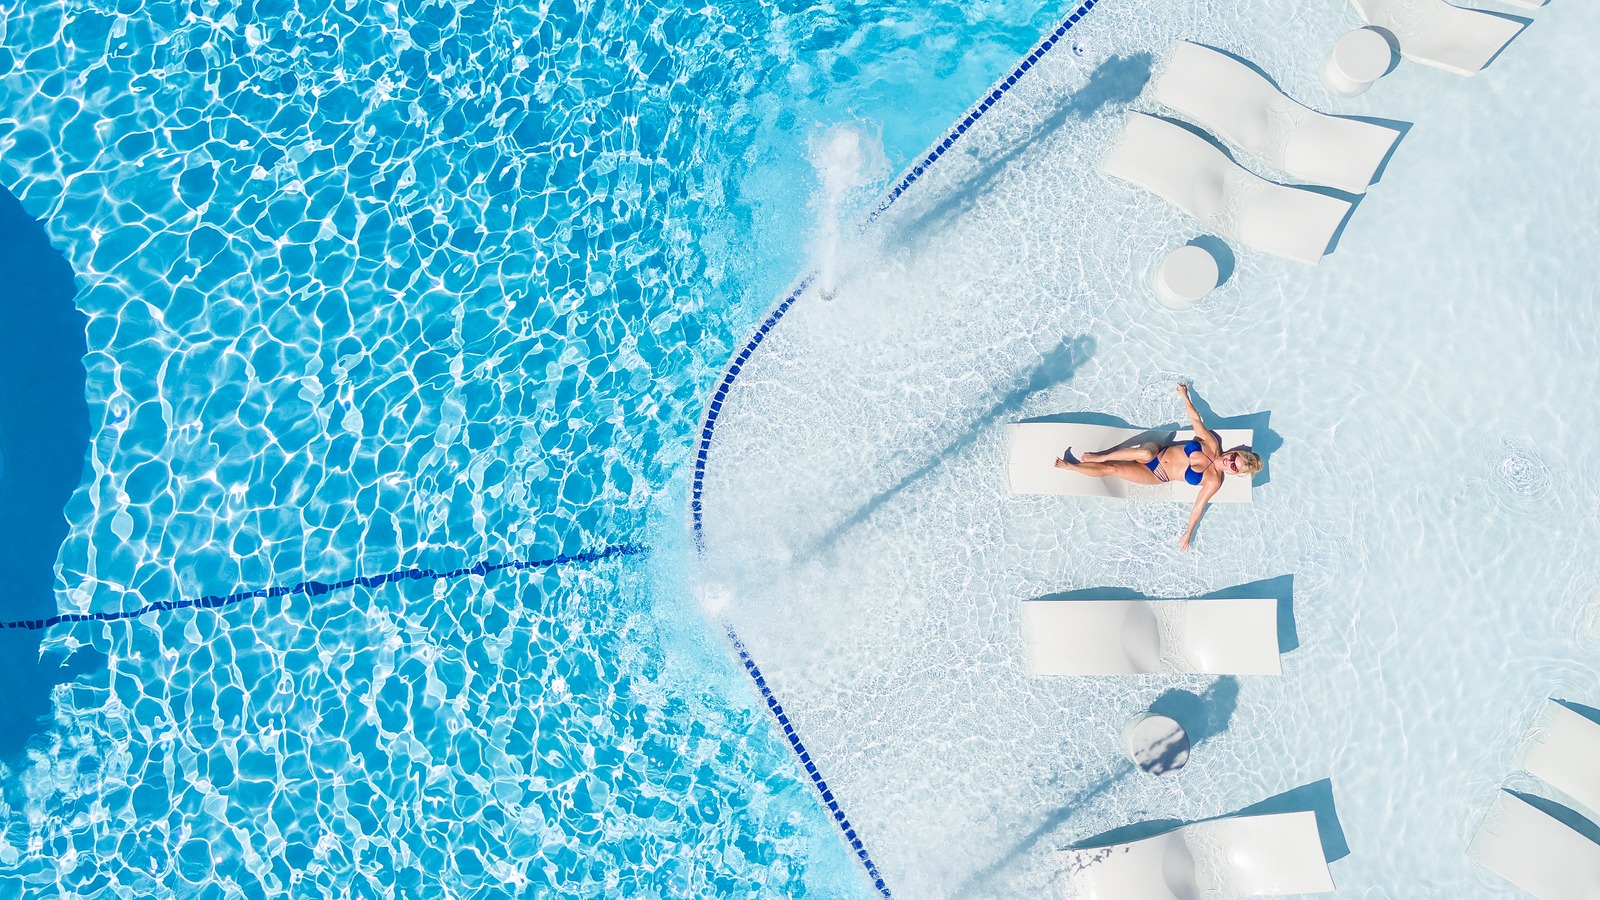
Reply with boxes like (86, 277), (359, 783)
(728, 629), (893, 899)
(0, 543), (648, 631)
(868, 0), (1099, 221)
(692, 4), (1105, 894)
(689, 275), (812, 551)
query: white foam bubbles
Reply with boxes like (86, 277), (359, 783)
(808, 123), (889, 302)
(694, 580), (734, 615)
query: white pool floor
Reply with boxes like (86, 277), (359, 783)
(695, 0), (1600, 896)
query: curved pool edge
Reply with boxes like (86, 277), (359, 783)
(685, 1), (1105, 895)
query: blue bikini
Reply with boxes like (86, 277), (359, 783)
(1145, 439), (1206, 485)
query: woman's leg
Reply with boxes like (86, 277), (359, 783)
(1081, 442), (1160, 463)
(1054, 459), (1164, 484)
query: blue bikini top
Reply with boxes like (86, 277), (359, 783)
(1183, 440), (1204, 486)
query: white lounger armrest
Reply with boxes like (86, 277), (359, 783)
(1151, 42), (1401, 194)
(1060, 811), (1333, 899)
(1521, 701), (1600, 817)
(1005, 422), (1254, 503)
(1469, 791), (1600, 900)
(1021, 598), (1281, 676)
(1349, 0), (1527, 76)
(1101, 113), (1354, 265)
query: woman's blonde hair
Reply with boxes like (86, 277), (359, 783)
(1231, 450), (1263, 475)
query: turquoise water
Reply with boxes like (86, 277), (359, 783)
(0, 0), (1071, 895)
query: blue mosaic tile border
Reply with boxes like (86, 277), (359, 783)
(871, 0), (1098, 220)
(0, 543), (647, 630)
(729, 630), (893, 899)
(691, 3), (1102, 893)
(689, 275), (811, 550)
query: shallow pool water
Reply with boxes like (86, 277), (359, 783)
(698, 0), (1600, 896)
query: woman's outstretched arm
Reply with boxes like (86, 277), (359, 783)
(1176, 382), (1221, 451)
(1179, 480), (1220, 551)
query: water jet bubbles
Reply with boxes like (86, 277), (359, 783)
(807, 123), (888, 302)
(1490, 436), (1554, 517)
(695, 581), (733, 615)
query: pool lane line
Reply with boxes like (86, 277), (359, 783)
(0, 543), (648, 631)
(689, 0), (1104, 894)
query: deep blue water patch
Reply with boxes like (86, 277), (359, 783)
(0, 185), (99, 763)
(689, 1), (1107, 893)
(0, 543), (646, 631)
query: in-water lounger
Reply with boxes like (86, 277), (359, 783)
(1468, 790), (1600, 900)
(1059, 810), (1335, 899)
(1521, 701), (1600, 816)
(1151, 42), (1402, 194)
(1349, 0), (1527, 76)
(1021, 597), (1282, 675)
(1101, 113), (1354, 265)
(1005, 422), (1254, 503)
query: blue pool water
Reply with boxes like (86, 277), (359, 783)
(0, 0), (1070, 895)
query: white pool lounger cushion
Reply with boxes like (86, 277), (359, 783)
(1349, 0), (1527, 76)
(1521, 701), (1600, 816)
(1468, 791), (1600, 900)
(1021, 597), (1282, 676)
(1005, 422), (1254, 503)
(1151, 42), (1402, 194)
(1060, 810), (1335, 899)
(1101, 113), (1354, 265)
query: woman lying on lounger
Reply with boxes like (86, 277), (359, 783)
(1053, 382), (1262, 551)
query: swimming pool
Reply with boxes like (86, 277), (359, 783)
(696, 0), (1600, 896)
(3, 0), (1597, 897)
(0, 0), (1064, 895)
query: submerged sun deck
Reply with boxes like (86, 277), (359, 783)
(694, 0), (1596, 896)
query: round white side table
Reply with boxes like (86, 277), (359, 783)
(1323, 28), (1393, 96)
(1125, 713), (1190, 776)
(1154, 244), (1220, 310)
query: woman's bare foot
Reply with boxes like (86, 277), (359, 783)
(1054, 447), (1080, 469)
(1079, 450), (1102, 462)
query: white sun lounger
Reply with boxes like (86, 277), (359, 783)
(1521, 701), (1600, 816)
(1468, 791), (1600, 900)
(1101, 113), (1354, 265)
(1021, 597), (1282, 676)
(1349, 0), (1527, 76)
(1005, 422), (1254, 503)
(1060, 810), (1335, 899)
(1151, 42), (1402, 194)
